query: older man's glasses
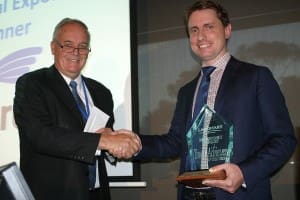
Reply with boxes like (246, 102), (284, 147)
(55, 40), (91, 55)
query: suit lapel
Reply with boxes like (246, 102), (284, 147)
(46, 66), (85, 124)
(215, 57), (239, 119)
(82, 77), (97, 107)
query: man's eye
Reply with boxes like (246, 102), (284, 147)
(63, 44), (73, 48)
(190, 28), (198, 33)
(205, 24), (214, 30)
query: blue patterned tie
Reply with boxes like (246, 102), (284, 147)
(69, 81), (88, 120)
(186, 66), (215, 171)
(69, 80), (96, 189)
(193, 66), (216, 119)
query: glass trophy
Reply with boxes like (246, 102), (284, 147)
(176, 105), (233, 187)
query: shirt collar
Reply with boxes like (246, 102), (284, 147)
(59, 71), (83, 89)
(202, 52), (231, 70)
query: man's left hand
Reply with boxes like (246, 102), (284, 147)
(202, 163), (244, 193)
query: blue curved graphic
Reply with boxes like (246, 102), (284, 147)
(0, 47), (42, 83)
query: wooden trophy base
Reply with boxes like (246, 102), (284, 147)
(176, 169), (226, 188)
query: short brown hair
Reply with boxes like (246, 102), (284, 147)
(185, 0), (230, 35)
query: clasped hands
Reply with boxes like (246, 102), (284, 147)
(97, 128), (141, 159)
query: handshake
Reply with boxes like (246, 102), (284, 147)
(97, 128), (141, 159)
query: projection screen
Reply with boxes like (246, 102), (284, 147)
(0, 0), (140, 183)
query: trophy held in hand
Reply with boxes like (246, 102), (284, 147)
(176, 105), (233, 188)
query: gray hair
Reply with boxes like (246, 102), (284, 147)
(52, 18), (91, 44)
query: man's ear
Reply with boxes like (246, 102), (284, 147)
(225, 23), (232, 39)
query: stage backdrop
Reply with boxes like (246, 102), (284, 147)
(0, 0), (138, 181)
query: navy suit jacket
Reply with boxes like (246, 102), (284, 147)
(13, 65), (114, 200)
(137, 57), (297, 200)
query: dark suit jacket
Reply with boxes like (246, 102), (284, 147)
(137, 57), (297, 200)
(13, 65), (114, 200)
